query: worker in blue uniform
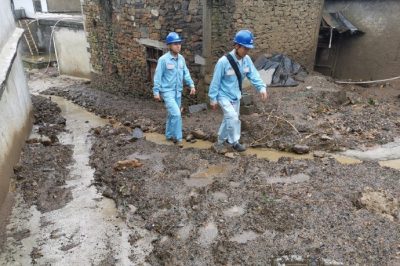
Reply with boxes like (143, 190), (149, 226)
(209, 29), (268, 152)
(153, 32), (196, 147)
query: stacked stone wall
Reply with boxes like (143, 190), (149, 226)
(82, 0), (323, 99)
(210, 0), (324, 70)
(82, 0), (203, 97)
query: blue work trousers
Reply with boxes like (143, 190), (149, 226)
(217, 98), (241, 144)
(161, 90), (182, 141)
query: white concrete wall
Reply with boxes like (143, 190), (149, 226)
(0, 0), (17, 48)
(0, 0), (32, 206)
(53, 27), (91, 78)
(40, 0), (48, 13)
(13, 0), (36, 18)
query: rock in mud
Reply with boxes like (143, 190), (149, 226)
(313, 151), (326, 158)
(131, 128), (144, 141)
(185, 133), (195, 142)
(188, 103), (207, 114)
(320, 134), (334, 141)
(292, 144), (310, 154)
(113, 159), (143, 171)
(191, 129), (208, 140)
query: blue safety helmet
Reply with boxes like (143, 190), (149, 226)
(233, 29), (254, 49)
(166, 32), (182, 45)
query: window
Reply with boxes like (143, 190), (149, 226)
(146, 46), (163, 82)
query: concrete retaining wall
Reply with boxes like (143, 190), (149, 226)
(0, 0), (33, 207)
(54, 27), (91, 78)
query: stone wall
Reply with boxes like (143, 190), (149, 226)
(209, 0), (324, 71)
(82, 0), (324, 99)
(82, 0), (204, 98)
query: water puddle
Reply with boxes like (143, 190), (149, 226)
(212, 191), (228, 202)
(223, 205), (246, 217)
(146, 131), (400, 170)
(146, 132), (316, 162)
(198, 222), (218, 247)
(244, 148), (313, 162)
(177, 223), (193, 241)
(230, 230), (259, 244)
(331, 155), (362, 165)
(184, 164), (231, 188)
(145, 132), (212, 150)
(342, 139), (400, 170)
(127, 152), (166, 172)
(379, 159), (400, 170)
(145, 132), (368, 168)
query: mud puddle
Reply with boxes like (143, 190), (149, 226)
(342, 138), (400, 169)
(146, 132), (398, 170)
(185, 164), (232, 188)
(0, 96), (143, 265)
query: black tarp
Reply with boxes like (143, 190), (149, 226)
(254, 54), (307, 87)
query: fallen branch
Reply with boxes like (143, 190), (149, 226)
(300, 132), (319, 142)
(270, 115), (299, 134)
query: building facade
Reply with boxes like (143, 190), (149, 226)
(82, 0), (324, 98)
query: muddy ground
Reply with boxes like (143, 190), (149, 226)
(14, 95), (73, 213)
(90, 124), (400, 264)
(43, 74), (400, 152)
(0, 95), (73, 262)
(39, 68), (400, 263)
(1, 70), (399, 264)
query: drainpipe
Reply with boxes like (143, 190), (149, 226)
(202, 0), (211, 76)
(312, 0), (326, 69)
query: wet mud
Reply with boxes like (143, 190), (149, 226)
(11, 95), (73, 212)
(43, 75), (400, 153)
(90, 125), (400, 264)
(2, 69), (399, 264)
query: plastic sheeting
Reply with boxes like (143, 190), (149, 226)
(254, 54), (307, 87)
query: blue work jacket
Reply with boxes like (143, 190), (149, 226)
(208, 49), (266, 104)
(153, 52), (194, 96)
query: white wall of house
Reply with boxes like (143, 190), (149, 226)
(0, 0), (32, 206)
(13, 0), (36, 18)
(40, 0), (48, 12)
(0, 0), (17, 48)
(53, 27), (91, 78)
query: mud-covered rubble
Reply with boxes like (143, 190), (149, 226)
(30, 95), (66, 143)
(89, 124), (400, 265)
(13, 95), (73, 212)
(44, 74), (400, 153)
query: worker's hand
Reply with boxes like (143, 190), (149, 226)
(260, 91), (268, 101)
(154, 94), (161, 101)
(210, 102), (218, 111)
(190, 88), (196, 96)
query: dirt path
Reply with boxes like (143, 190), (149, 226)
(1, 70), (399, 265)
(0, 94), (143, 265)
(43, 73), (400, 153)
